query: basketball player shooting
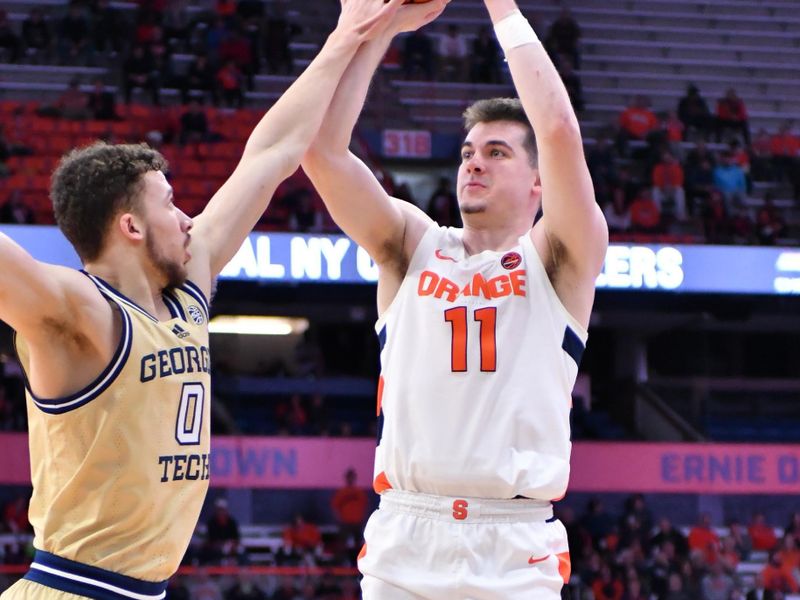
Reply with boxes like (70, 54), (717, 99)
(302, 0), (608, 597)
(0, 1), (450, 598)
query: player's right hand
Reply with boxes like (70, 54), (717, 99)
(337, 0), (405, 43)
(388, 0), (450, 35)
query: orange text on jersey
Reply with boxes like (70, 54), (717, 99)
(417, 270), (527, 302)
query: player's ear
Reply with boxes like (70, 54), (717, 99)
(118, 212), (145, 242)
(531, 168), (542, 197)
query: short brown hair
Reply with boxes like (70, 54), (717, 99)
(51, 142), (167, 261)
(463, 98), (537, 166)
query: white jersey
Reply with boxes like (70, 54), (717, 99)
(373, 225), (588, 500)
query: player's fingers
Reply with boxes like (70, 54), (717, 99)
(357, 0), (404, 38)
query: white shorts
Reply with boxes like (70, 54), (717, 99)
(358, 490), (571, 600)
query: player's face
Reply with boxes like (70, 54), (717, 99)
(456, 121), (540, 221)
(139, 171), (193, 287)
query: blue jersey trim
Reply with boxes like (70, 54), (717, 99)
(27, 302), (133, 415)
(377, 325), (387, 352)
(24, 550), (167, 599)
(83, 272), (160, 324)
(561, 326), (585, 367)
(180, 280), (210, 321)
(161, 291), (186, 321)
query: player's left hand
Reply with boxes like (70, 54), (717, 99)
(388, 0), (450, 34)
(336, 0), (406, 42)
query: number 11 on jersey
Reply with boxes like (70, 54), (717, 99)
(444, 306), (497, 372)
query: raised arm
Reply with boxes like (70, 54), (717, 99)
(0, 233), (114, 380)
(302, 2), (448, 270)
(485, 0), (607, 278)
(190, 0), (406, 279)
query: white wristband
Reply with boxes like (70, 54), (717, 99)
(493, 9), (539, 53)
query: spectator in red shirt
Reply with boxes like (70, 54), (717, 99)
(282, 513), (322, 553)
(3, 495), (31, 533)
(617, 95), (661, 159)
(704, 190), (729, 243)
(769, 121), (800, 201)
(750, 128), (775, 181)
(688, 513), (720, 564)
(762, 551), (799, 594)
(749, 512), (778, 552)
(220, 28), (255, 91)
(652, 151), (687, 225)
(619, 95), (659, 139)
(716, 88), (750, 145)
(331, 468), (369, 564)
(630, 187), (661, 233)
(592, 565), (624, 600)
(216, 59), (244, 109)
(756, 194), (786, 246)
(663, 110), (685, 158)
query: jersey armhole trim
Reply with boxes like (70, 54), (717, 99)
(26, 302), (133, 415)
(375, 224), (442, 334)
(181, 280), (210, 321)
(520, 234), (589, 342)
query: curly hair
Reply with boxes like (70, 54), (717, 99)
(463, 98), (537, 167)
(51, 142), (168, 262)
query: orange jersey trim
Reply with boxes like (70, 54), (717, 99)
(373, 471), (393, 494)
(557, 551), (571, 584)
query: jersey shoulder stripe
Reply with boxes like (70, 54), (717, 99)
(180, 280), (209, 321)
(84, 272), (159, 324)
(16, 298), (132, 415)
(561, 326), (585, 366)
(161, 291), (186, 321)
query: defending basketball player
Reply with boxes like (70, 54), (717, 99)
(0, 1), (451, 598)
(302, 0), (608, 597)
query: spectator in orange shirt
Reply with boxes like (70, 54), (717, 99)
(282, 513), (322, 554)
(716, 88), (750, 145)
(751, 128), (775, 181)
(777, 534), (800, 576)
(703, 190), (729, 244)
(786, 512), (800, 545)
(331, 468), (369, 564)
(617, 95), (660, 158)
(762, 551), (800, 594)
(749, 512), (778, 552)
(629, 187), (661, 233)
(769, 121), (800, 200)
(688, 513), (720, 564)
(663, 110), (685, 159)
(651, 151), (687, 225)
(718, 536), (741, 574)
(217, 59), (244, 109)
(592, 564), (624, 600)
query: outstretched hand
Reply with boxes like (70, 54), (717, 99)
(335, 0), (405, 43)
(389, 0), (450, 34)
(335, 0), (450, 43)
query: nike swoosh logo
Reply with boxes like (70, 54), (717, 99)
(435, 249), (457, 262)
(528, 554), (550, 565)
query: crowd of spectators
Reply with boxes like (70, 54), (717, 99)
(1, 4), (798, 245)
(590, 83), (798, 245)
(4, 490), (799, 599)
(0, 0), (298, 106)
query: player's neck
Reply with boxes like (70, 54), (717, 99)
(460, 221), (529, 255)
(84, 252), (168, 318)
